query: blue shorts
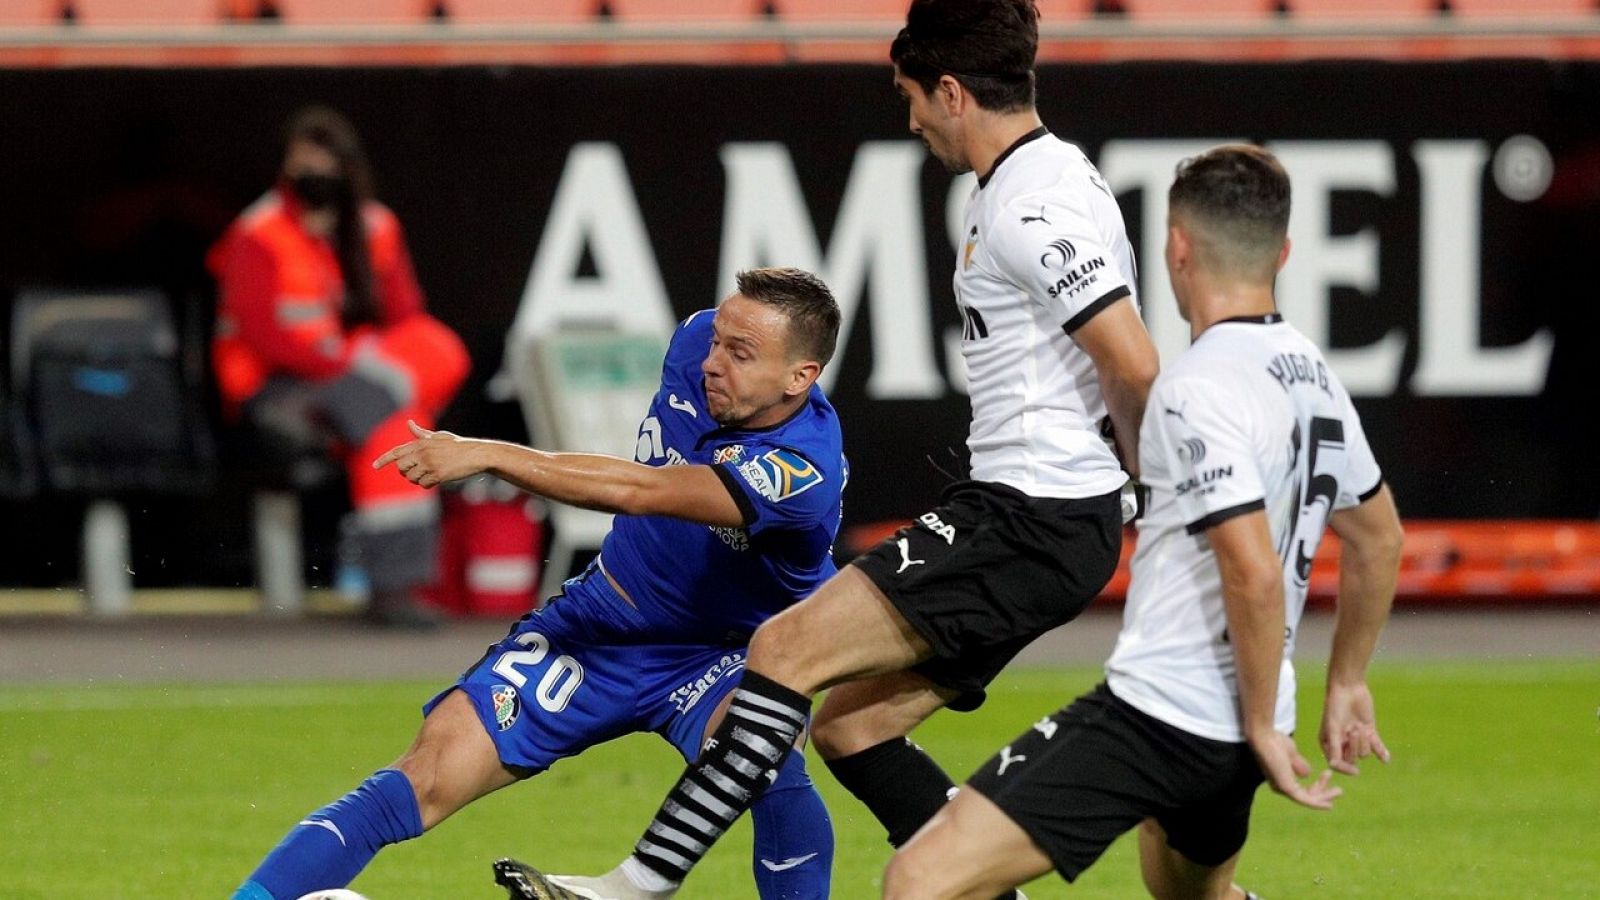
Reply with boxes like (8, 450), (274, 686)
(424, 567), (748, 774)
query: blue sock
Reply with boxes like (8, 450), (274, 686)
(232, 768), (424, 900)
(750, 752), (834, 900)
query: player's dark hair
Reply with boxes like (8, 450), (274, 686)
(285, 106), (380, 328)
(1169, 144), (1291, 280)
(735, 267), (842, 368)
(890, 0), (1039, 113)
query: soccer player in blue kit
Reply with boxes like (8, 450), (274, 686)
(229, 267), (845, 900)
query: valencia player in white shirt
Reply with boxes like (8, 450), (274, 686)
(885, 146), (1405, 900)
(503, 2), (1159, 898)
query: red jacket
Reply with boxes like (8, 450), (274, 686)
(208, 186), (426, 407)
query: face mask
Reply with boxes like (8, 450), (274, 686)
(290, 172), (351, 210)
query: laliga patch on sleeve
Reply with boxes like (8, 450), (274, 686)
(735, 449), (824, 503)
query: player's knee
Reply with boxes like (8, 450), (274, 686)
(882, 847), (946, 900)
(881, 849), (917, 899)
(747, 613), (813, 681)
(396, 744), (485, 832)
(1138, 821), (1233, 900)
(392, 718), (475, 829)
(391, 749), (445, 829)
(807, 712), (850, 759)
(810, 707), (884, 759)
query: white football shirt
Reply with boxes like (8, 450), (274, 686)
(1105, 314), (1383, 742)
(955, 128), (1138, 499)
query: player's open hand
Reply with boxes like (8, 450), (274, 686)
(1320, 680), (1391, 776)
(372, 420), (487, 488)
(1248, 728), (1342, 811)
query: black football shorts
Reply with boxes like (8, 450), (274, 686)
(851, 480), (1121, 710)
(968, 682), (1266, 881)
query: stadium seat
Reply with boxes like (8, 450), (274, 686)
(1116, 0), (1280, 20)
(1037, 0), (1097, 23)
(268, 0), (435, 24)
(444, 0), (597, 23)
(0, 0), (64, 25)
(1288, 0), (1442, 19)
(11, 288), (213, 498)
(775, 0), (906, 21)
(11, 288), (214, 615)
(779, 0), (1091, 24)
(1449, 0), (1596, 17)
(68, 0), (228, 25)
(605, 0), (766, 22)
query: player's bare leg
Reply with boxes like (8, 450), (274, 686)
(882, 787), (1053, 900)
(1136, 819), (1253, 900)
(812, 670), (954, 758)
(751, 564), (934, 693)
(392, 688), (523, 829)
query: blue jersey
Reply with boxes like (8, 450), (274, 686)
(598, 310), (848, 643)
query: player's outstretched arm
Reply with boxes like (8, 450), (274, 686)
(374, 420), (746, 527)
(1321, 484), (1403, 775)
(1209, 509), (1342, 811)
(1071, 298), (1159, 477)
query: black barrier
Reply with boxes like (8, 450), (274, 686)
(1, 62), (1597, 586)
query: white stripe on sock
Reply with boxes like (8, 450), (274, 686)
(730, 726), (783, 762)
(662, 799), (722, 840)
(724, 749), (767, 780)
(733, 690), (808, 725)
(683, 781), (739, 820)
(701, 766), (754, 804)
(635, 840), (695, 873)
(647, 821), (709, 855)
(731, 707), (804, 734)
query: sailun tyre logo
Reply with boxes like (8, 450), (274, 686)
(491, 684), (521, 731)
(1177, 437), (1207, 464)
(1039, 238), (1077, 268)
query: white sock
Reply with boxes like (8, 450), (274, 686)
(621, 856), (679, 893)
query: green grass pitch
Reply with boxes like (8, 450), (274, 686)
(2, 659), (1596, 898)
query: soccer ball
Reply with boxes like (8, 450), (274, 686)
(294, 892), (370, 900)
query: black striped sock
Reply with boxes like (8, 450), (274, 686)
(629, 671), (811, 885)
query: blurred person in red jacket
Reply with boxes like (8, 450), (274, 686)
(208, 106), (470, 627)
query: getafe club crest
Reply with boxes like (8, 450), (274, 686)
(491, 684), (520, 731)
(713, 444), (746, 465)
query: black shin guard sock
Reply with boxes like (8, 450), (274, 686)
(824, 737), (955, 847)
